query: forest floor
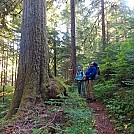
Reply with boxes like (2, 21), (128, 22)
(0, 84), (120, 134)
(2, 101), (67, 134)
(2, 100), (120, 134)
(88, 100), (120, 134)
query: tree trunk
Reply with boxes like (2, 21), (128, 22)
(70, 0), (76, 81)
(1, 45), (4, 86)
(11, 44), (14, 86)
(101, 0), (106, 51)
(106, 21), (109, 44)
(6, 0), (48, 119)
(15, 53), (18, 83)
(5, 55), (7, 86)
(53, 31), (56, 77)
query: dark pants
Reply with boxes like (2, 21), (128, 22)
(77, 80), (85, 96)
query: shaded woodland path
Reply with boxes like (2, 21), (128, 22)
(2, 97), (121, 134)
(0, 77), (121, 134)
(88, 101), (120, 134)
(3, 99), (120, 134)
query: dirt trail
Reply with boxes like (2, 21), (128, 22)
(88, 101), (120, 134)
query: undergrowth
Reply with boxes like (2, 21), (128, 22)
(43, 91), (96, 134)
(0, 85), (96, 134)
(60, 92), (96, 134)
(0, 86), (14, 119)
(94, 81), (134, 133)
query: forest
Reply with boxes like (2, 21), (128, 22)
(0, 0), (134, 134)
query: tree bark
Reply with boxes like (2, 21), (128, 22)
(1, 44), (5, 86)
(70, 0), (76, 81)
(53, 31), (56, 77)
(101, 0), (106, 51)
(6, 0), (48, 119)
(11, 42), (14, 86)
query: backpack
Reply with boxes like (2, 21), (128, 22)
(93, 63), (100, 80)
(95, 66), (100, 79)
(77, 70), (84, 76)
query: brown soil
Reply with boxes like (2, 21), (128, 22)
(88, 101), (120, 134)
(2, 102), (66, 134)
(2, 100), (121, 134)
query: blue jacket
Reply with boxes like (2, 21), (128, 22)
(85, 66), (96, 80)
(75, 70), (84, 81)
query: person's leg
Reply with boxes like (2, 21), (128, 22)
(86, 80), (94, 99)
(81, 81), (86, 96)
(88, 80), (96, 102)
(77, 81), (81, 95)
(86, 80), (90, 99)
(89, 80), (94, 99)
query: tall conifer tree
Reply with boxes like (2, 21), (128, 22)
(6, 0), (48, 119)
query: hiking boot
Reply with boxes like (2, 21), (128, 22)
(82, 94), (86, 98)
(90, 98), (96, 103)
(86, 97), (92, 100)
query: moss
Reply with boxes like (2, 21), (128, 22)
(55, 77), (68, 92)
(4, 76), (68, 121)
(41, 77), (68, 100)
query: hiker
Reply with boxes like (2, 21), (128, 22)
(75, 66), (85, 96)
(83, 61), (97, 102)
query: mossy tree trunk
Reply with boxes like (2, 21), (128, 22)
(6, 0), (48, 119)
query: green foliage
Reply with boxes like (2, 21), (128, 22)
(32, 128), (49, 134)
(63, 107), (96, 134)
(0, 86), (14, 119)
(45, 90), (97, 134)
(55, 77), (69, 91)
(94, 81), (134, 133)
(94, 80), (117, 99)
(94, 23), (134, 132)
(60, 92), (96, 134)
(32, 86), (97, 134)
(105, 89), (134, 133)
(0, 0), (134, 134)
(0, 86), (14, 93)
(0, 85), (96, 133)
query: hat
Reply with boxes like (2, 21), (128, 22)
(91, 62), (94, 65)
(77, 66), (81, 69)
(91, 61), (97, 66)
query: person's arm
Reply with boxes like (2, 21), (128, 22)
(85, 67), (91, 76)
(83, 67), (90, 79)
